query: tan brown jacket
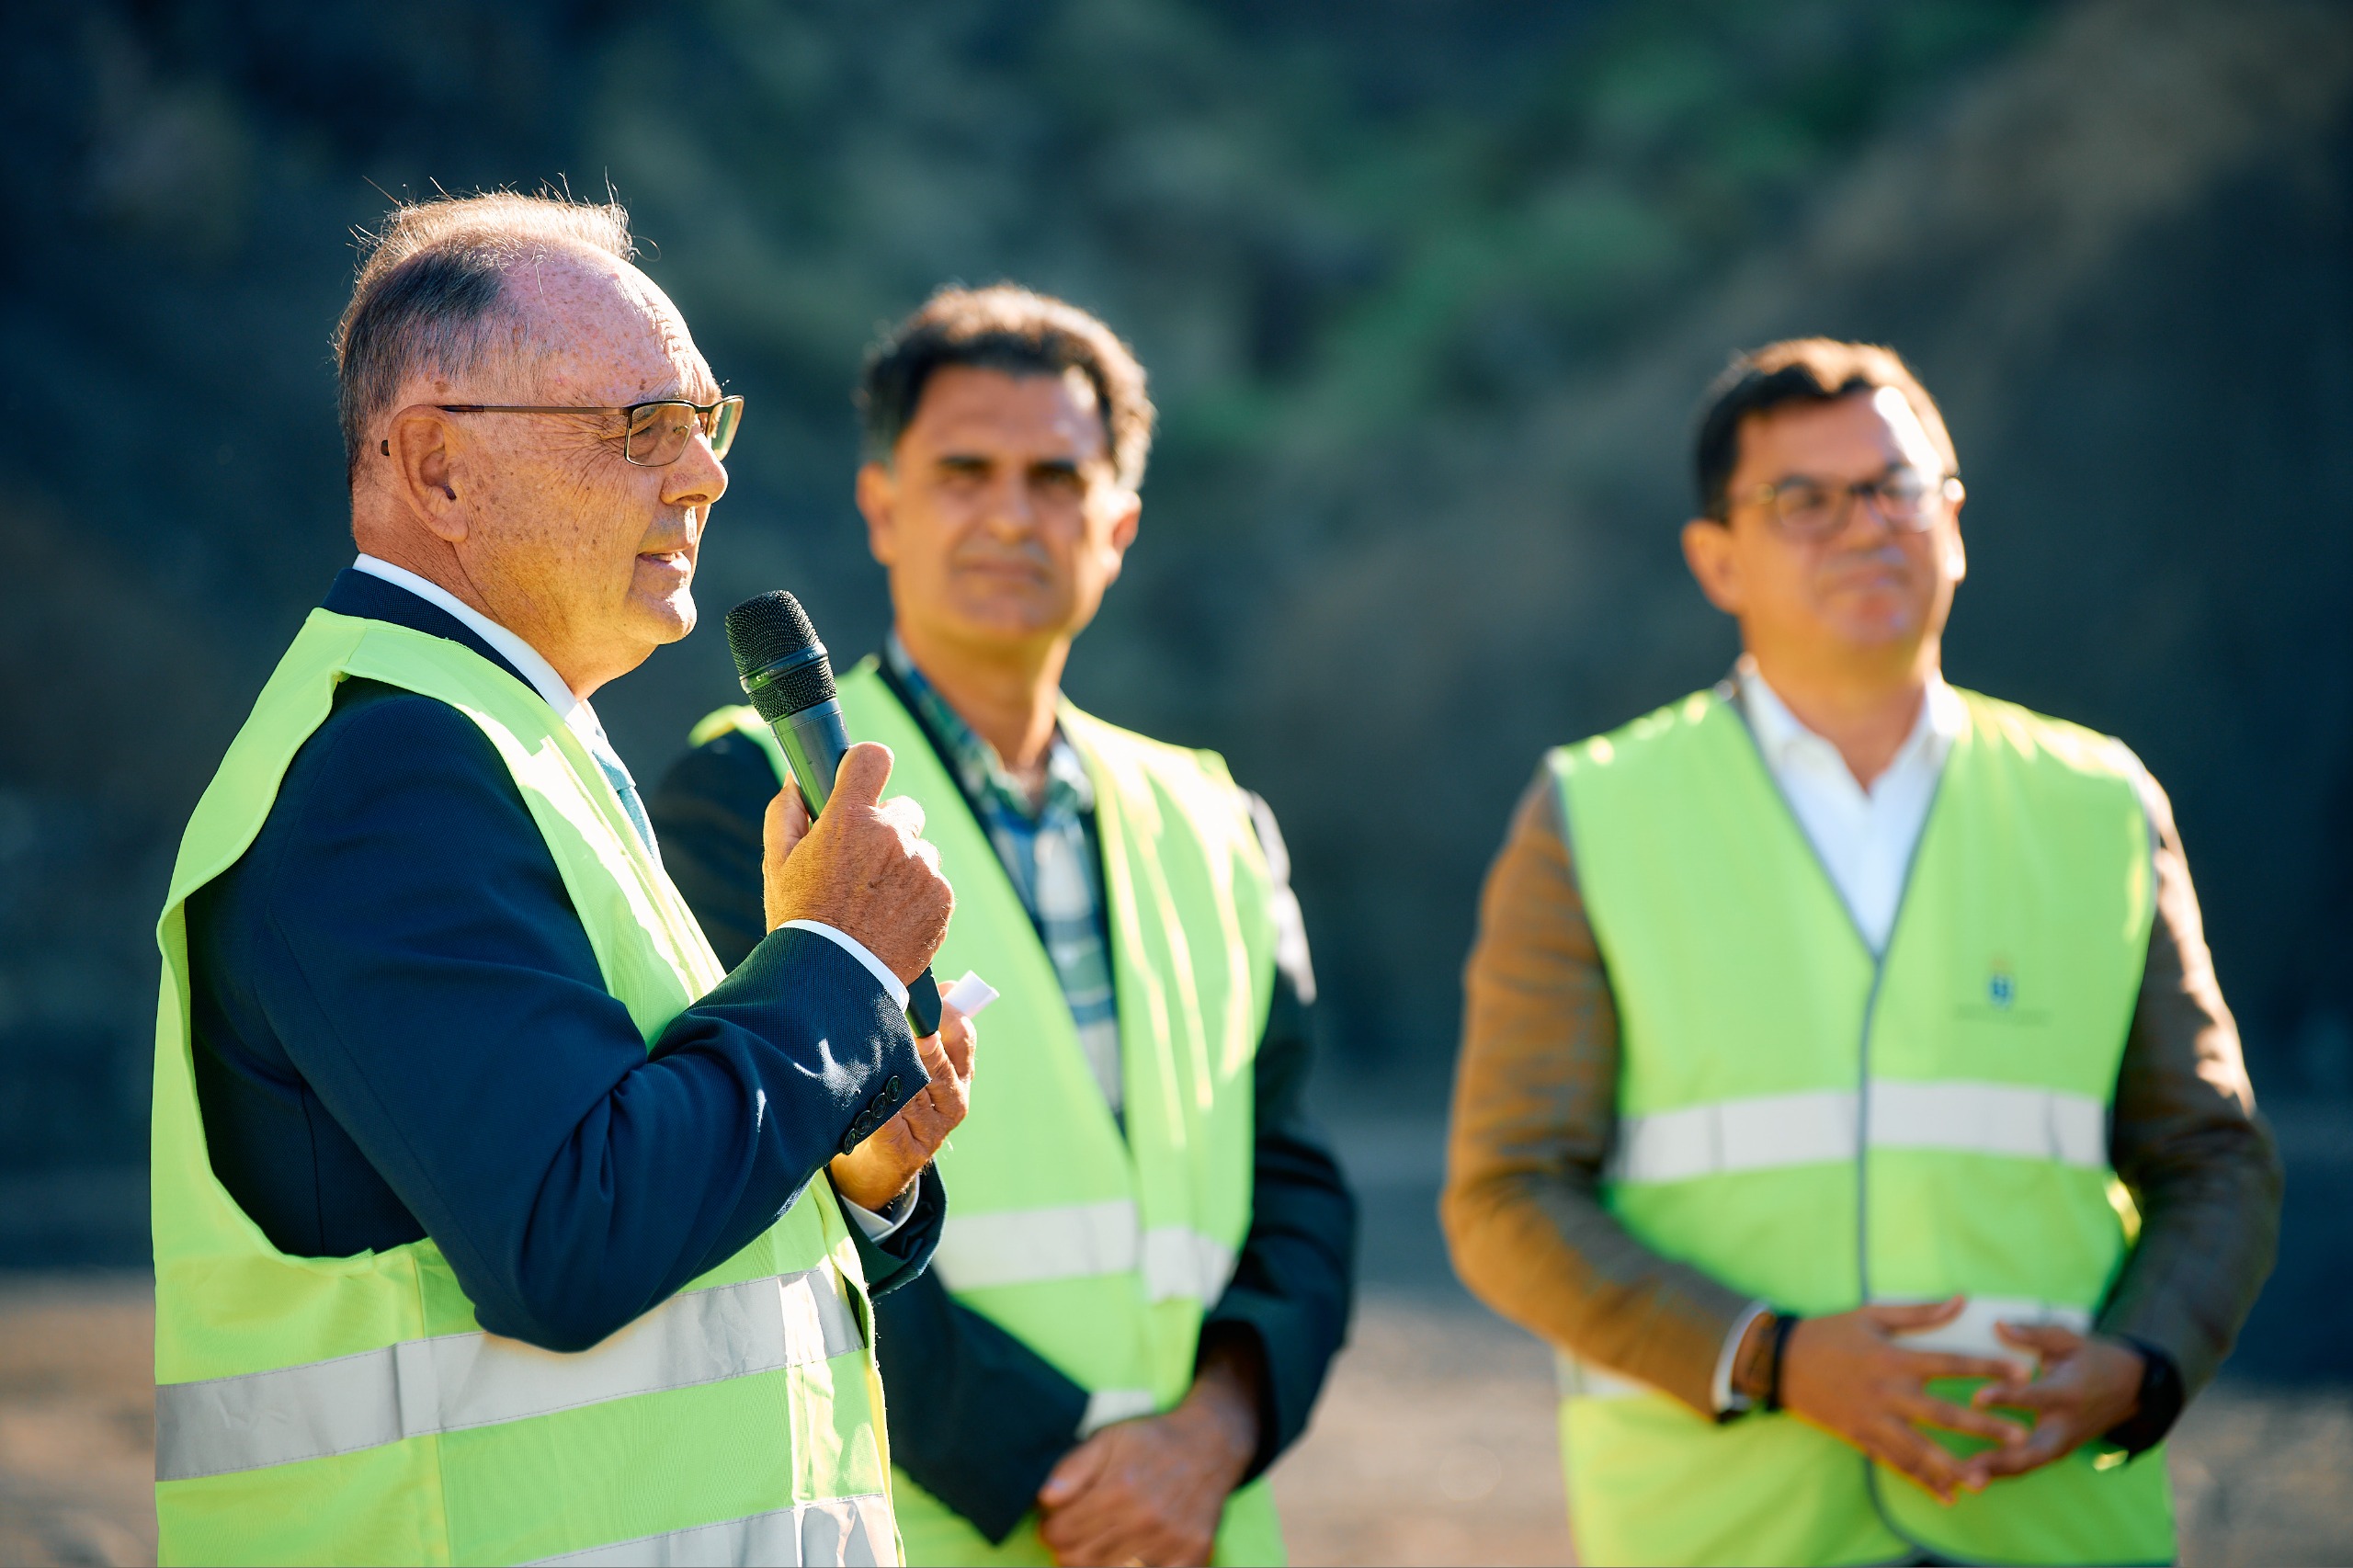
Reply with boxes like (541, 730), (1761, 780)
(1442, 737), (2281, 1426)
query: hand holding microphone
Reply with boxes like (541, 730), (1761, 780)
(731, 589), (971, 1210)
(729, 590), (949, 1033)
(759, 744), (950, 985)
(765, 768), (973, 1212)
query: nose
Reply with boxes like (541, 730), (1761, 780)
(983, 467), (1037, 538)
(1829, 486), (1904, 550)
(661, 432), (729, 512)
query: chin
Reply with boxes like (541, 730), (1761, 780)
(950, 593), (1069, 645)
(625, 589), (698, 647)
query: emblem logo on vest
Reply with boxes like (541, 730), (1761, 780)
(1956, 954), (2043, 1023)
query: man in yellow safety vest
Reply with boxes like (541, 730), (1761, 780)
(1443, 338), (2281, 1565)
(654, 284), (1356, 1566)
(152, 191), (972, 1565)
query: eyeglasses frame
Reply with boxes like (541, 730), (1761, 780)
(1721, 468), (1964, 539)
(380, 395), (745, 466)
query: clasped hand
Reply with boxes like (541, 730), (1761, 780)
(1033, 1337), (1263, 1567)
(759, 742), (969, 1210)
(1767, 1297), (2145, 1505)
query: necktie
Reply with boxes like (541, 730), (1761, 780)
(590, 743), (661, 862)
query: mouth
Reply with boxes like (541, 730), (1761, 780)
(636, 547), (695, 582)
(955, 557), (1048, 585)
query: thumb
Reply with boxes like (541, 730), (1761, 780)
(764, 786), (811, 862)
(912, 1027), (953, 1085)
(1038, 1435), (1108, 1510)
(1862, 1295), (1967, 1333)
(830, 742), (895, 809)
(1995, 1321), (2083, 1357)
(936, 1006), (977, 1081)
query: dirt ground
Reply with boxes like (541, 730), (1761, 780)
(2, 1275), (2345, 1566)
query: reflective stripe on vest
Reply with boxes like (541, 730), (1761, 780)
(152, 613), (895, 1566)
(529, 1494), (892, 1566)
(931, 1199), (1239, 1305)
(157, 1266), (861, 1482)
(1606, 1080), (2109, 1184)
(1549, 685), (2170, 1568)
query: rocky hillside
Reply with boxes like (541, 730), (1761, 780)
(0, 1), (2345, 1218)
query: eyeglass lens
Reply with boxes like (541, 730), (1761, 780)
(623, 399), (743, 466)
(1771, 470), (1938, 536)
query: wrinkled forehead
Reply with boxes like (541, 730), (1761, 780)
(503, 248), (719, 405)
(909, 364), (1108, 462)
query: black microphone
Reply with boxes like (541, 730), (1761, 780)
(725, 590), (943, 1037)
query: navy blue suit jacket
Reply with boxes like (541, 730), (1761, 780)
(185, 570), (939, 1353)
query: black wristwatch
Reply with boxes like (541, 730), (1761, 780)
(1763, 1312), (1801, 1414)
(2099, 1336), (2184, 1458)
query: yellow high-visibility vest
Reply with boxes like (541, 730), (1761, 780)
(1548, 685), (2171, 1566)
(153, 610), (896, 1566)
(695, 659), (1285, 1565)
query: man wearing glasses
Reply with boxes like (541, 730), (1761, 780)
(1443, 339), (2279, 1565)
(150, 192), (969, 1564)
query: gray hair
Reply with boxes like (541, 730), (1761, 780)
(331, 190), (636, 481)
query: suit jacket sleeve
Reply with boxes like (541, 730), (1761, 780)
(657, 728), (1086, 1540)
(208, 686), (929, 1353)
(2095, 763), (2282, 1443)
(1441, 767), (1750, 1415)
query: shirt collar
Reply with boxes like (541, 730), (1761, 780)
(885, 631), (1093, 818)
(1736, 654), (1963, 785)
(350, 555), (618, 760)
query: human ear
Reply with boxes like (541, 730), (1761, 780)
(1942, 487), (1968, 584)
(856, 461), (899, 567)
(391, 410), (466, 542)
(1097, 487), (1142, 586)
(1682, 517), (1744, 614)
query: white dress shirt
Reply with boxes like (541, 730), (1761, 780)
(349, 555), (915, 1237)
(1705, 656), (1966, 1410)
(1738, 657), (1967, 956)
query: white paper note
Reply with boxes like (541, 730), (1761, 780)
(941, 971), (1000, 1017)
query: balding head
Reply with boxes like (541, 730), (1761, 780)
(335, 190), (732, 699)
(333, 192), (639, 483)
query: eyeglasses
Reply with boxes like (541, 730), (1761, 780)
(427, 395), (745, 466)
(1732, 467), (1962, 540)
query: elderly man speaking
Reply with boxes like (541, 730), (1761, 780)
(149, 192), (972, 1565)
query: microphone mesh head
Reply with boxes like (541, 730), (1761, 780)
(725, 591), (817, 676)
(724, 591), (837, 721)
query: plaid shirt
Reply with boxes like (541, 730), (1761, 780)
(886, 636), (1127, 1114)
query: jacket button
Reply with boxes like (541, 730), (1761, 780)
(886, 1076), (904, 1099)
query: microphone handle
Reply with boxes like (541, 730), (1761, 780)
(767, 698), (944, 1037)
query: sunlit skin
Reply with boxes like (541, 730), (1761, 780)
(1688, 389), (2145, 1499)
(354, 245), (725, 699)
(857, 365), (1141, 804)
(1681, 385), (1964, 788)
(859, 363), (1258, 1565)
(349, 241), (966, 1213)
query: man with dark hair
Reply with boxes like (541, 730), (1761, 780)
(654, 283), (1354, 1566)
(153, 191), (972, 1564)
(1443, 337), (2279, 1565)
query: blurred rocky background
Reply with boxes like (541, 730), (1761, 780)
(1, 1), (2349, 1560)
